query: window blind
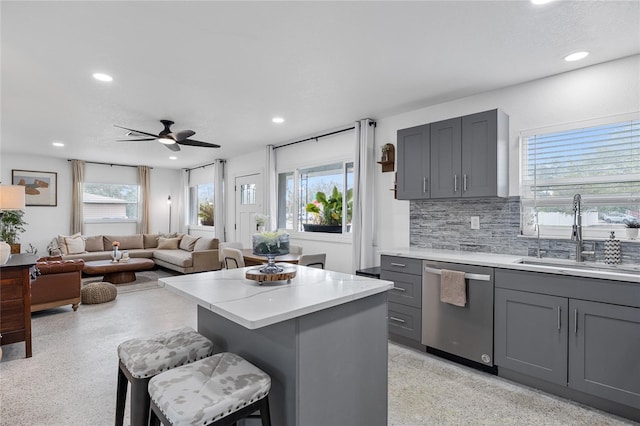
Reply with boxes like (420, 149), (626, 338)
(521, 119), (640, 207)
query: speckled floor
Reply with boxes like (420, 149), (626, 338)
(0, 285), (636, 426)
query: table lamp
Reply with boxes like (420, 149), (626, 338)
(0, 185), (26, 264)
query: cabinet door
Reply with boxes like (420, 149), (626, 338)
(396, 124), (430, 200)
(461, 110), (498, 198)
(495, 288), (568, 385)
(569, 299), (640, 408)
(430, 117), (462, 198)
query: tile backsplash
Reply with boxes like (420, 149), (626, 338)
(410, 196), (640, 264)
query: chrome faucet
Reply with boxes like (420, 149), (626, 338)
(571, 194), (594, 262)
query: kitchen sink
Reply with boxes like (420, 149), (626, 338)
(515, 258), (640, 274)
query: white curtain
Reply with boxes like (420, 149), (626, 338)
(351, 119), (376, 270)
(178, 170), (189, 234)
(265, 145), (277, 231)
(213, 159), (226, 241)
(70, 159), (85, 234)
(137, 166), (151, 234)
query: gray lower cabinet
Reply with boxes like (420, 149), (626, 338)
(495, 268), (640, 415)
(381, 255), (423, 349)
(569, 299), (640, 408)
(495, 288), (568, 385)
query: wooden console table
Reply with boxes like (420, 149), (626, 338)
(1, 253), (37, 358)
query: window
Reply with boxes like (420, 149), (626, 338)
(520, 115), (640, 238)
(189, 183), (214, 226)
(277, 162), (354, 233)
(83, 183), (138, 222)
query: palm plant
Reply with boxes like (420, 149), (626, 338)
(305, 186), (353, 226)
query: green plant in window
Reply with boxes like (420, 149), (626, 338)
(305, 186), (352, 226)
(198, 202), (214, 226)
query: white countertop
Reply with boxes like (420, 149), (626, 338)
(159, 266), (394, 329)
(379, 248), (640, 283)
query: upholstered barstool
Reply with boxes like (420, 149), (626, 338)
(115, 327), (214, 426)
(148, 352), (272, 426)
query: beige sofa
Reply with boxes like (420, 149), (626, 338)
(47, 233), (221, 274)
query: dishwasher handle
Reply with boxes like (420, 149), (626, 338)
(423, 266), (491, 282)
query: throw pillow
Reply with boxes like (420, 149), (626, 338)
(57, 232), (81, 255)
(64, 235), (86, 254)
(179, 235), (201, 252)
(157, 237), (180, 250)
(84, 235), (103, 252)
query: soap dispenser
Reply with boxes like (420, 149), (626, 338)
(604, 231), (621, 265)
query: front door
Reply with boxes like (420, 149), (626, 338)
(235, 173), (263, 248)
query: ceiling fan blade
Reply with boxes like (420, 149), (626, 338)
(169, 130), (196, 141)
(177, 138), (221, 148)
(116, 138), (157, 142)
(114, 125), (159, 139)
(164, 142), (181, 152)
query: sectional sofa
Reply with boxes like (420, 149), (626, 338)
(47, 233), (221, 274)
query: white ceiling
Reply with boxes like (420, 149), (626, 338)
(2, 1), (639, 169)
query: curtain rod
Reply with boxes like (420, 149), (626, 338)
(274, 120), (376, 150)
(67, 159), (152, 169)
(184, 159), (225, 172)
(275, 126), (355, 149)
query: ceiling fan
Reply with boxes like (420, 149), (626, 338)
(114, 120), (220, 152)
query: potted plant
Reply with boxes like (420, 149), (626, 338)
(0, 210), (27, 253)
(625, 220), (640, 240)
(304, 186), (353, 233)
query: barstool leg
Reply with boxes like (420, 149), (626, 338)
(260, 396), (271, 426)
(115, 365), (127, 426)
(130, 377), (151, 426)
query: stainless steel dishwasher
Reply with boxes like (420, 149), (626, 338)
(421, 260), (495, 367)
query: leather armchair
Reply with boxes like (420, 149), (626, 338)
(31, 256), (85, 312)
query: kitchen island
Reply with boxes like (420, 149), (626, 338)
(160, 266), (394, 426)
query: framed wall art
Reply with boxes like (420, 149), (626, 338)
(12, 169), (57, 206)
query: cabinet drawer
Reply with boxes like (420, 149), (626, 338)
(384, 271), (422, 309)
(381, 256), (422, 276)
(388, 302), (421, 341)
(1, 276), (24, 300)
(0, 299), (26, 333)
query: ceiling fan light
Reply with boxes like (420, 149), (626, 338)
(158, 137), (176, 145)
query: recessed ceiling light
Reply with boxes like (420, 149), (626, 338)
(564, 51), (589, 62)
(52, 142), (64, 147)
(169, 156), (177, 160)
(531, 0), (554, 4)
(272, 117), (285, 124)
(92, 72), (113, 82)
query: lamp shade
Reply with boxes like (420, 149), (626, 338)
(0, 185), (26, 210)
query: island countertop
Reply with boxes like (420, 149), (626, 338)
(159, 266), (394, 329)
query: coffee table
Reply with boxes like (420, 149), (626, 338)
(83, 258), (155, 284)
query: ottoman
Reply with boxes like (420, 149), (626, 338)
(81, 282), (117, 304)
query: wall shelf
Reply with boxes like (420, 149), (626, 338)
(378, 144), (395, 172)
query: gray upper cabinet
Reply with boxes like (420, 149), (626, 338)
(397, 109), (508, 200)
(397, 124), (430, 200)
(430, 117), (462, 198)
(461, 110), (508, 198)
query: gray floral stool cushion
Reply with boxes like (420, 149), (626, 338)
(148, 352), (272, 426)
(115, 327), (214, 426)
